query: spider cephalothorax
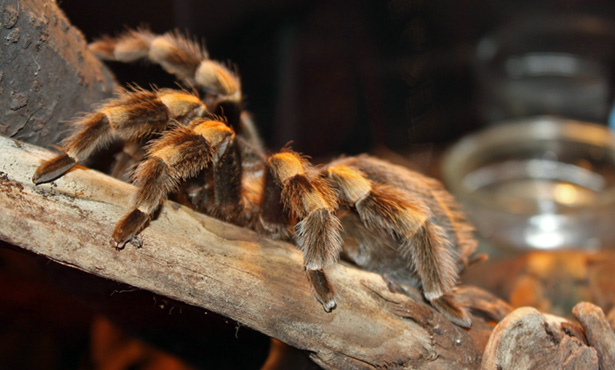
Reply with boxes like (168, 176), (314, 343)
(32, 29), (478, 327)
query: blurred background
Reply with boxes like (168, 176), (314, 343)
(56, 0), (615, 157)
(2, 0), (615, 368)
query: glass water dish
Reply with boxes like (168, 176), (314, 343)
(442, 117), (615, 251)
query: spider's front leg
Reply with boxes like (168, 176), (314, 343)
(262, 151), (342, 312)
(32, 88), (206, 184)
(89, 29), (264, 151)
(90, 29), (243, 124)
(90, 29), (240, 100)
(112, 118), (235, 248)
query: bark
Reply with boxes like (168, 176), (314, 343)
(481, 307), (599, 370)
(572, 302), (615, 369)
(0, 0), (115, 147)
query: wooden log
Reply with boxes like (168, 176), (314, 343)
(0, 0), (115, 147)
(0, 135), (507, 369)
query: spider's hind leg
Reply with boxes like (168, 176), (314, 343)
(32, 88), (206, 184)
(325, 163), (472, 327)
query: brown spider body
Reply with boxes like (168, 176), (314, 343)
(32, 29), (478, 328)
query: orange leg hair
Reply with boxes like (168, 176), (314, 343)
(263, 150), (343, 312)
(89, 29), (241, 102)
(112, 118), (234, 248)
(32, 88), (206, 184)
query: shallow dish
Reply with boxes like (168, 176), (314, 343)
(442, 116), (615, 250)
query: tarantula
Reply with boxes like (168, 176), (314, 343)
(32, 29), (478, 327)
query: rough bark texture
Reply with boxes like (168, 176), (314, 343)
(481, 307), (600, 370)
(572, 302), (615, 370)
(0, 0), (115, 147)
(0, 135), (508, 369)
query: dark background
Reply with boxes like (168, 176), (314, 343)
(59, 0), (499, 158)
(58, 0), (615, 159)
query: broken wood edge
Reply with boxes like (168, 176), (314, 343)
(480, 306), (609, 370)
(572, 302), (615, 369)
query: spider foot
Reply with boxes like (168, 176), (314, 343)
(430, 292), (472, 328)
(32, 154), (76, 184)
(112, 209), (149, 249)
(111, 235), (143, 250)
(306, 269), (337, 312)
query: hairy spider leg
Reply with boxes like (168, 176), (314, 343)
(205, 127), (256, 225)
(112, 118), (233, 248)
(89, 29), (241, 101)
(90, 29), (254, 145)
(184, 133), (266, 220)
(262, 151), (343, 312)
(32, 88), (206, 184)
(325, 164), (471, 327)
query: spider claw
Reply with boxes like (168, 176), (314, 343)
(32, 154), (76, 184)
(112, 209), (149, 248)
(306, 269), (337, 312)
(111, 239), (127, 250)
(322, 298), (337, 313)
